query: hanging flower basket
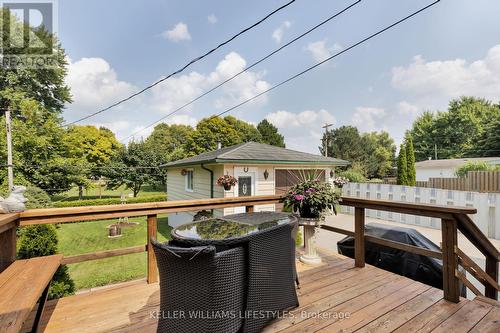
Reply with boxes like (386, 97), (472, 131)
(217, 175), (237, 191)
(333, 176), (349, 189)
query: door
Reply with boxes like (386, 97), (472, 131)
(233, 168), (256, 214)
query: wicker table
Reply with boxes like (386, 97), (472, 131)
(171, 212), (299, 333)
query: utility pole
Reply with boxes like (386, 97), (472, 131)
(322, 123), (333, 157)
(434, 144), (438, 160)
(5, 107), (14, 191)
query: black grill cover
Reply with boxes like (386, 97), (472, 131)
(337, 222), (465, 294)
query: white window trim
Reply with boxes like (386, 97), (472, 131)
(185, 168), (194, 192)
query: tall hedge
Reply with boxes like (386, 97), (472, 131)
(397, 144), (408, 185)
(53, 194), (167, 208)
(405, 136), (416, 186)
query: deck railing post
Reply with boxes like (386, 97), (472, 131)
(485, 256), (499, 300)
(246, 205), (254, 213)
(354, 207), (365, 268)
(0, 224), (17, 273)
(441, 218), (460, 302)
(147, 214), (158, 284)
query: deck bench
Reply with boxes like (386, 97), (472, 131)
(0, 255), (62, 333)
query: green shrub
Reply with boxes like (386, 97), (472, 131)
(455, 161), (493, 178)
(0, 184), (52, 209)
(367, 178), (383, 183)
(53, 194), (167, 208)
(24, 186), (52, 209)
(17, 225), (75, 299)
(337, 170), (367, 183)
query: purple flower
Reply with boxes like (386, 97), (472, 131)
(294, 194), (305, 201)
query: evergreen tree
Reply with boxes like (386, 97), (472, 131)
(397, 144), (408, 185)
(257, 119), (285, 147)
(405, 136), (416, 185)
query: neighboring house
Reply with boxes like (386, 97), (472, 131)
(415, 157), (500, 181)
(163, 142), (349, 226)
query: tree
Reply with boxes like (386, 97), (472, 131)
(65, 125), (122, 198)
(102, 140), (157, 197)
(405, 135), (416, 185)
(224, 116), (263, 143)
(0, 9), (77, 194)
(476, 110), (500, 157)
(257, 119), (285, 147)
(185, 116), (256, 155)
(145, 123), (193, 188)
(0, 98), (82, 194)
(397, 144), (408, 185)
(410, 97), (499, 161)
(320, 126), (396, 179)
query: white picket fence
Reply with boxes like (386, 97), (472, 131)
(341, 183), (500, 240)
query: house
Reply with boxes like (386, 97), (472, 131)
(163, 141), (349, 226)
(415, 157), (500, 181)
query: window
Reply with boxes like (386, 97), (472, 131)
(185, 169), (194, 192)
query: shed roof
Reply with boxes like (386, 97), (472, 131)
(163, 142), (350, 167)
(415, 157), (500, 169)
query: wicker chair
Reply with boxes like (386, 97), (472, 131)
(151, 241), (246, 333)
(170, 216), (299, 333)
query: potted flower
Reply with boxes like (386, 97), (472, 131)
(333, 176), (349, 189)
(217, 175), (237, 191)
(283, 180), (340, 220)
(283, 180), (340, 265)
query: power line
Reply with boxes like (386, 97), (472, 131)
(62, 0), (298, 127)
(120, 0), (362, 142)
(212, 0), (441, 119)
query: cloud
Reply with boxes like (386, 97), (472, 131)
(94, 120), (132, 140)
(272, 21), (291, 43)
(351, 107), (387, 133)
(65, 57), (137, 117)
(391, 44), (500, 106)
(397, 101), (419, 115)
(265, 109), (336, 152)
(151, 52), (270, 113)
(306, 40), (342, 63)
(65, 52), (269, 142)
(207, 14), (217, 24)
(162, 22), (191, 42)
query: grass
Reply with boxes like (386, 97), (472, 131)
(52, 183), (166, 202)
(56, 214), (171, 290)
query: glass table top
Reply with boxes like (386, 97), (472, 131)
(172, 212), (295, 240)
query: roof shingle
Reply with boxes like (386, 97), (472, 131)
(162, 142), (350, 167)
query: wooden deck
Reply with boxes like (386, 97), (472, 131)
(27, 252), (500, 333)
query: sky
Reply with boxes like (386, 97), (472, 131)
(57, 0), (500, 153)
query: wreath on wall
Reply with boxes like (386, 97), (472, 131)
(181, 169), (188, 176)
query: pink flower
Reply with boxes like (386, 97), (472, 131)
(294, 194), (305, 201)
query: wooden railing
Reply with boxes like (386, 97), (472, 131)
(322, 197), (500, 302)
(0, 195), (498, 301)
(0, 195), (281, 283)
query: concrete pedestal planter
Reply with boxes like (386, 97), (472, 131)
(298, 217), (323, 265)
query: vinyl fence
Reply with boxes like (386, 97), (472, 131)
(341, 182), (500, 240)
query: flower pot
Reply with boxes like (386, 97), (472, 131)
(298, 205), (320, 219)
(223, 184), (232, 191)
(298, 217), (322, 265)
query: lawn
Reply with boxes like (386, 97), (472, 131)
(56, 214), (171, 290)
(52, 183), (166, 202)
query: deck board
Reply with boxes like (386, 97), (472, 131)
(25, 252), (499, 333)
